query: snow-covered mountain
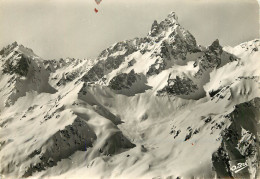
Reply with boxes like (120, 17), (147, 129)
(0, 12), (259, 179)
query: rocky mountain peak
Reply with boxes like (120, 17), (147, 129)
(0, 42), (37, 60)
(167, 11), (178, 22)
(209, 39), (221, 49)
(0, 42), (40, 77)
(208, 39), (223, 54)
(160, 11), (179, 29)
(149, 20), (160, 37)
(10, 41), (19, 48)
(148, 12), (179, 37)
(0, 42), (19, 58)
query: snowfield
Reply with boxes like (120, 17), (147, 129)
(0, 12), (259, 179)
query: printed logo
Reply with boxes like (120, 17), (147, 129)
(230, 162), (248, 173)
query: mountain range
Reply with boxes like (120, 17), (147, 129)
(0, 12), (259, 179)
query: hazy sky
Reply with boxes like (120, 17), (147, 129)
(0, 0), (259, 59)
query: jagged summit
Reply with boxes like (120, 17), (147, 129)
(209, 39), (221, 48)
(0, 41), (37, 60)
(162, 11), (179, 28)
(148, 11), (180, 37)
(0, 42), (56, 107)
(0, 42), (19, 57)
(83, 12), (200, 90)
(208, 39), (223, 54)
(167, 11), (178, 21)
(0, 42), (40, 77)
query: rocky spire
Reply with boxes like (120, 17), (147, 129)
(148, 12), (179, 37)
(209, 39), (223, 54)
(167, 11), (178, 21)
(0, 41), (19, 57)
(149, 20), (160, 37)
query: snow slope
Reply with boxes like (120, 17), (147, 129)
(0, 12), (259, 179)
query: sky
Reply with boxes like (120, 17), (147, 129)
(0, 0), (259, 59)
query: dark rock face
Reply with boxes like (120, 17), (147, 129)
(2, 54), (30, 76)
(209, 89), (222, 97)
(196, 54), (220, 74)
(158, 75), (198, 96)
(0, 42), (19, 57)
(195, 40), (224, 73)
(83, 40), (140, 83)
(128, 59), (136, 67)
(212, 145), (233, 178)
(21, 116), (135, 177)
(166, 32), (198, 60)
(150, 20), (160, 37)
(147, 32), (199, 76)
(22, 118), (97, 177)
(82, 62), (104, 82)
(108, 70), (139, 90)
(209, 39), (223, 55)
(147, 58), (166, 76)
(212, 98), (260, 179)
(56, 71), (79, 86)
(0, 42), (37, 77)
(100, 132), (136, 156)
